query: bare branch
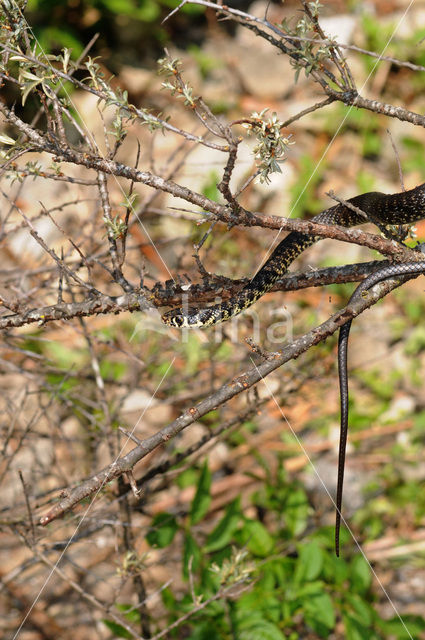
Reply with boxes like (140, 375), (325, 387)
(39, 273), (410, 525)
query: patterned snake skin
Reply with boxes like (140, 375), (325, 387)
(336, 259), (425, 556)
(162, 183), (425, 328)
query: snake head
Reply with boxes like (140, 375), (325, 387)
(162, 308), (184, 327)
(162, 306), (221, 328)
(162, 307), (196, 328)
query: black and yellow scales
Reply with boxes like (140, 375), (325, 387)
(162, 183), (425, 328)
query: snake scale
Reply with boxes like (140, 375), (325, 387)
(163, 182), (425, 554)
(162, 183), (425, 328)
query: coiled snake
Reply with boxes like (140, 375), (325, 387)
(163, 182), (425, 553)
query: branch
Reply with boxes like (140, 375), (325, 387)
(184, 0), (425, 129)
(0, 292), (151, 330)
(152, 260), (391, 308)
(39, 272), (414, 525)
(2, 102), (419, 253)
(0, 44), (229, 152)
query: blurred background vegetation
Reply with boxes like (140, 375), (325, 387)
(25, 0), (207, 65)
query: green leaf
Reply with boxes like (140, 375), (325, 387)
(284, 487), (309, 537)
(202, 171), (220, 201)
(205, 498), (240, 552)
(304, 592), (335, 632)
(294, 541), (323, 583)
(22, 78), (43, 106)
(177, 467), (198, 489)
(294, 581), (324, 599)
(344, 593), (373, 626)
(350, 554), (371, 594)
(161, 0), (205, 15)
(0, 134), (16, 145)
(161, 586), (176, 611)
(377, 614), (425, 639)
(238, 620), (285, 640)
(39, 26), (84, 56)
(235, 610), (266, 628)
(190, 461), (211, 524)
(183, 533), (201, 580)
(102, 619), (132, 638)
(343, 613), (375, 640)
(115, 603), (141, 623)
(238, 588), (281, 623)
(322, 544), (349, 585)
(146, 512), (178, 548)
(241, 519), (274, 557)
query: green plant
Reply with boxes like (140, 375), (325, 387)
(102, 459), (425, 638)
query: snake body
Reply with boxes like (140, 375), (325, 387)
(336, 259), (425, 556)
(163, 182), (425, 555)
(162, 183), (425, 328)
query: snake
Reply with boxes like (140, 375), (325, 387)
(163, 182), (425, 554)
(336, 259), (425, 556)
(162, 183), (425, 328)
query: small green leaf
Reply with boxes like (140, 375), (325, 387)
(238, 620), (285, 640)
(350, 554), (371, 594)
(116, 603), (141, 623)
(344, 593), (373, 626)
(202, 171), (220, 201)
(102, 619), (132, 638)
(45, 342), (85, 368)
(22, 78), (43, 106)
(99, 360), (126, 380)
(183, 533), (201, 580)
(21, 70), (42, 82)
(241, 519), (274, 557)
(146, 513), (178, 548)
(190, 460), (211, 524)
(294, 540), (323, 582)
(284, 487), (309, 537)
(294, 580), (325, 602)
(343, 613), (375, 640)
(161, 586), (176, 611)
(304, 592), (335, 632)
(205, 498), (240, 552)
(177, 468), (198, 489)
(376, 614), (425, 639)
(0, 134), (16, 146)
(322, 542), (349, 585)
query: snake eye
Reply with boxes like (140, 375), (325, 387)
(173, 315), (184, 327)
(162, 308), (185, 327)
